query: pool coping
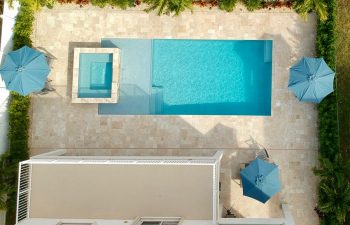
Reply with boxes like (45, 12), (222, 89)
(72, 47), (120, 104)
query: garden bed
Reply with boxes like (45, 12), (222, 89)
(336, 0), (350, 223)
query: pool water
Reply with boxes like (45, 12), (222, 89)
(78, 53), (113, 98)
(99, 39), (272, 115)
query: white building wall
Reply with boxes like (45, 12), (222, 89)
(0, 81), (9, 155)
(218, 204), (295, 225)
(0, 0), (20, 155)
(17, 219), (213, 225)
(0, 0), (19, 60)
(0, 211), (6, 225)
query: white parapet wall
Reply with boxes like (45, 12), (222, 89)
(0, 3), (19, 224)
(0, 8), (20, 222)
(0, 0), (20, 155)
(0, 0), (19, 61)
(0, 211), (5, 225)
(17, 219), (214, 225)
(0, 79), (9, 155)
(218, 204), (295, 225)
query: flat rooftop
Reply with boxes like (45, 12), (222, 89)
(29, 163), (213, 220)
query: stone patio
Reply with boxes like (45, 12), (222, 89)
(30, 4), (318, 225)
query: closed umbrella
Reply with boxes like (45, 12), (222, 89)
(240, 158), (281, 203)
(288, 57), (335, 103)
(0, 46), (50, 95)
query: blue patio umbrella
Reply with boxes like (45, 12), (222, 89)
(288, 57), (335, 103)
(0, 46), (50, 95)
(240, 158), (281, 203)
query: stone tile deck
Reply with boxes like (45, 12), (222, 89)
(30, 4), (318, 225)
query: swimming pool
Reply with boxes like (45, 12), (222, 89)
(99, 39), (272, 115)
(78, 53), (113, 98)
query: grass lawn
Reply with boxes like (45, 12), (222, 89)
(336, 0), (350, 161)
(336, 0), (350, 224)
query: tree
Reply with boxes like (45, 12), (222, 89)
(293, 0), (328, 21)
(314, 154), (350, 224)
(313, 154), (350, 181)
(144, 0), (192, 16)
(319, 177), (350, 224)
(0, 152), (14, 211)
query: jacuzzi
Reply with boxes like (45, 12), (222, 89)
(72, 48), (120, 103)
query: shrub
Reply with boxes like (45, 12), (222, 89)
(1, 93), (30, 225)
(218, 0), (237, 12)
(168, 0), (193, 15)
(318, 178), (350, 224)
(109, 0), (135, 9)
(35, 0), (56, 8)
(91, 0), (109, 7)
(314, 155), (350, 224)
(318, 94), (339, 159)
(316, 0), (337, 160)
(316, 0), (336, 69)
(12, 1), (34, 50)
(9, 0), (57, 9)
(91, 0), (134, 8)
(57, 0), (89, 5)
(243, 0), (261, 11)
(7, 93), (30, 159)
(144, 0), (192, 16)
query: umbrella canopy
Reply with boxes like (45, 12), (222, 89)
(0, 46), (50, 95)
(288, 57), (335, 103)
(240, 158), (281, 203)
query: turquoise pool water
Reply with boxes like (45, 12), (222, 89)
(78, 53), (113, 98)
(99, 39), (272, 115)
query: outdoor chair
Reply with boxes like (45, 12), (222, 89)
(33, 79), (56, 95)
(256, 148), (269, 161)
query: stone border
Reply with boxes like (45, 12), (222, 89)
(72, 48), (120, 103)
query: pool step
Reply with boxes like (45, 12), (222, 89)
(78, 88), (111, 98)
(150, 86), (164, 114)
(264, 41), (272, 63)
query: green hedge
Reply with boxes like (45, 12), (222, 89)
(316, 0), (338, 165)
(1, 93), (30, 225)
(317, 0), (338, 161)
(318, 93), (338, 159)
(218, 0), (237, 12)
(12, 1), (34, 50)
(91, 0), (135, 9)
(242, 0), (261, 11)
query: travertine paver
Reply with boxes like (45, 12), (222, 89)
(30, 4), (318, 225)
